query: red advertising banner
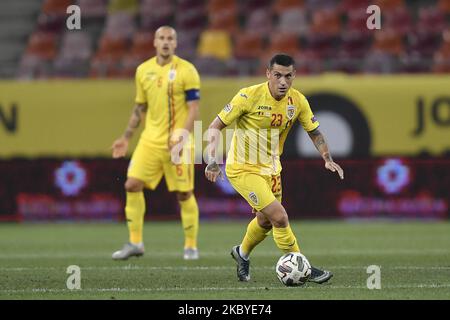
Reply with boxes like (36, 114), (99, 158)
(0, 158), (448, 221)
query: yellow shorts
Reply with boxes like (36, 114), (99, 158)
(127, 139), (194, 192)
(227, 170), (282, 212)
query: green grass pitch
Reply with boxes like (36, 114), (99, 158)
(0, 221), (449, 300)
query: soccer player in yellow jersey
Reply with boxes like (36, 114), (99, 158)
(111, 26), (201, 260)
(205, 54), (344, 283)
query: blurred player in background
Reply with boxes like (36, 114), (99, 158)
(205, 54), (344, 283)
(111, 26), (201, 260)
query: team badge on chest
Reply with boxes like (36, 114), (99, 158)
(286, 105), (296, 120)
(168, 69), (177, 81)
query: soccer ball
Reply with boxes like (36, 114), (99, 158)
(275, 252), (311, 286)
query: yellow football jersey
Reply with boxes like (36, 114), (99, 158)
(135, 55), (200, 148)
(218, 82), (319, 176)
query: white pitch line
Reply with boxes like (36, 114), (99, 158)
(0, 249), (449, 259)
(1, 265), (449, 272)
(1, 283), (450, 294)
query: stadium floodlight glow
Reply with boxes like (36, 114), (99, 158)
(54, 161), (87, 196)
(376, 158), (410, 194)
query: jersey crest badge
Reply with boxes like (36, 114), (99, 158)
(286, 105), (296, 120)
(168, 69), (177, 81)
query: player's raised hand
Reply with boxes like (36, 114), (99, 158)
(111, 137), (129, 158)
(205, 161), (224, 183)
(325, 160), (344, 180)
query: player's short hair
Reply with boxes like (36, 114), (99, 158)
(268, 54), (295, 69)
(155, 25), (177, 39)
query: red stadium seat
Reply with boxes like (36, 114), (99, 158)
(233, 32), (264, 59)
(94, 35), (128, 61)
(42, 0), (72, 16)
(90, 35), (127, 78)
(346, 8), (373, 35)
(209, 8), (239, 34)
(26, 31), (58, 60)
(130, 31), (155, 57)
(272, 0), (305, 14)
(36, 13), (66, 32)
(310, 9), (342, 36)
(372, 29), (404, 56)
(267, 32), (301, 57)
(38, 0), (73, 32)
(116, 31), (155, 77)
(339, 0), (370, 13)
(373, 0), (405, 11)
(207, 0), (237, 14)
(438, 0), (450, 13)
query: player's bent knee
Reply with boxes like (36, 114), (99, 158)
(125, 178), (144, 192)
(271, 211), (289, 228)
(176, 191), (193, 202)
(256, 212), (273, 229)
(261, 201), (289, 228)
(265, 207), (289, 228)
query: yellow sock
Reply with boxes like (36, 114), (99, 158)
(241, 217), (272, 257)
(125, 192), (145, 244)
(179, 195), (199, 249)
(273, 225), (301, 253)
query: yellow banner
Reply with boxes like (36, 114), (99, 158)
(0, 75), (449, 157)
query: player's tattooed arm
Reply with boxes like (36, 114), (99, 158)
(308, 128), (344, 179)
(124, 103), (148, 139)
(308, 128), (330, 161)
(111, 103), (147, 158)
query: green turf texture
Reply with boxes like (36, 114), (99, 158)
(0, 221), (449, 300)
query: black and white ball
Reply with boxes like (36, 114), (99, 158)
(276, 252), (311, 286)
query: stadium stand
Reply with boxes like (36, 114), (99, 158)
(1, 0), (448, 78)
